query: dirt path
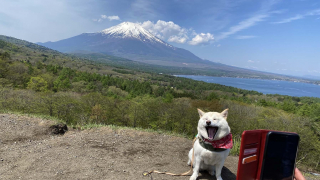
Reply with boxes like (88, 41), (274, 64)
(0, 114), (238, 180)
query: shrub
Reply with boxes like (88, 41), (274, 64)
(27, 77), (48, 92)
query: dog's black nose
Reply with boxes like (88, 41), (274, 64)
(206, 120), (211, 125)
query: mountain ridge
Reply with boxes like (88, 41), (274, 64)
(100, 22), (171, 46)
(38, 22), (206, 64)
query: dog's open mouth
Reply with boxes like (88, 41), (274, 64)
(206, 126), (218, 140)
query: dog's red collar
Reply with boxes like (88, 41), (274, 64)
(200, 133), (233, 149)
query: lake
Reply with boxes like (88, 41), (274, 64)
(175, 75), (320, 98)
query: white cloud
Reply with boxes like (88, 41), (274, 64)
(269, 10), (287, 14)
(141, 20), (189, 43)
(94, 15), (120, 22)
(140, 20), (214, 45)
(273, 8), (320, 24)
(273, 14), (304, 24)
(307, 9), (320, 16)
(168, 36), (187, 43)
(214, 2), (284, 41)
(107, 15), (120, 21)
(216, 14), (269, 40)
(188, 33), (214, 45)
(236, 35), (257, 39)
(247, 60), (260, 63)
(216, 44), (221, 47)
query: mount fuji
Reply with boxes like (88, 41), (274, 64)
(38, 22), (207, 66)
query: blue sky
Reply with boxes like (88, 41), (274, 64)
(0, 0), (319, 77)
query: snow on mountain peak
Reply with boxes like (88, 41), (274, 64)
(100, 22), (171, 46)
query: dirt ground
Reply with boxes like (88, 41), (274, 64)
(0, 114), (315, 180)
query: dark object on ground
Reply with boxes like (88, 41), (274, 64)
(49, 123), (68, 135)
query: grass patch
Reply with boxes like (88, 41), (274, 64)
(0, 110), (190, 139)
(0, 109), (65, 124)
(77, 123), (190, 139)
(230, 136), (241, 156)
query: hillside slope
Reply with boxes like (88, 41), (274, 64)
(0, 114), (238, 180)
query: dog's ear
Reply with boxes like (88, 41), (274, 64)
(221, 108), (229, 119)
(197, 108), (205, 118)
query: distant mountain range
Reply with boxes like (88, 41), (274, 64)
(34, 20), (320, 84)
(38, 22), (207, 66)
(0, 22), (317, 84)
(0, 34), (319, 84)
(302, 75), (320, 81)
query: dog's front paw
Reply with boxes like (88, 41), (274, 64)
(216, 176), (223, 180)
(190, 175), (198, 180)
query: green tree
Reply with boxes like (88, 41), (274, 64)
(280, 100), (296, 112)
(207, 92), (219, 101)
(297, 104), (311, 116)
(257, 99), (268, 107)
(53, 77), (71, 91)
(0, 59), (8, 78)
(27, 77), (48, 92)
(36, 61), (44, 69)
(163, 92), (174, 103)
(0, 52), (11, 60)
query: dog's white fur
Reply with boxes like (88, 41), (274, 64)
(187, 109), (230, 180)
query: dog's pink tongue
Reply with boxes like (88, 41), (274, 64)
(208, 127), (217, 139)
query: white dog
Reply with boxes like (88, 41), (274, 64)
(188, 109), (232, 180)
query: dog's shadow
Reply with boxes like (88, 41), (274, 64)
(197, 166), (236, 180)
